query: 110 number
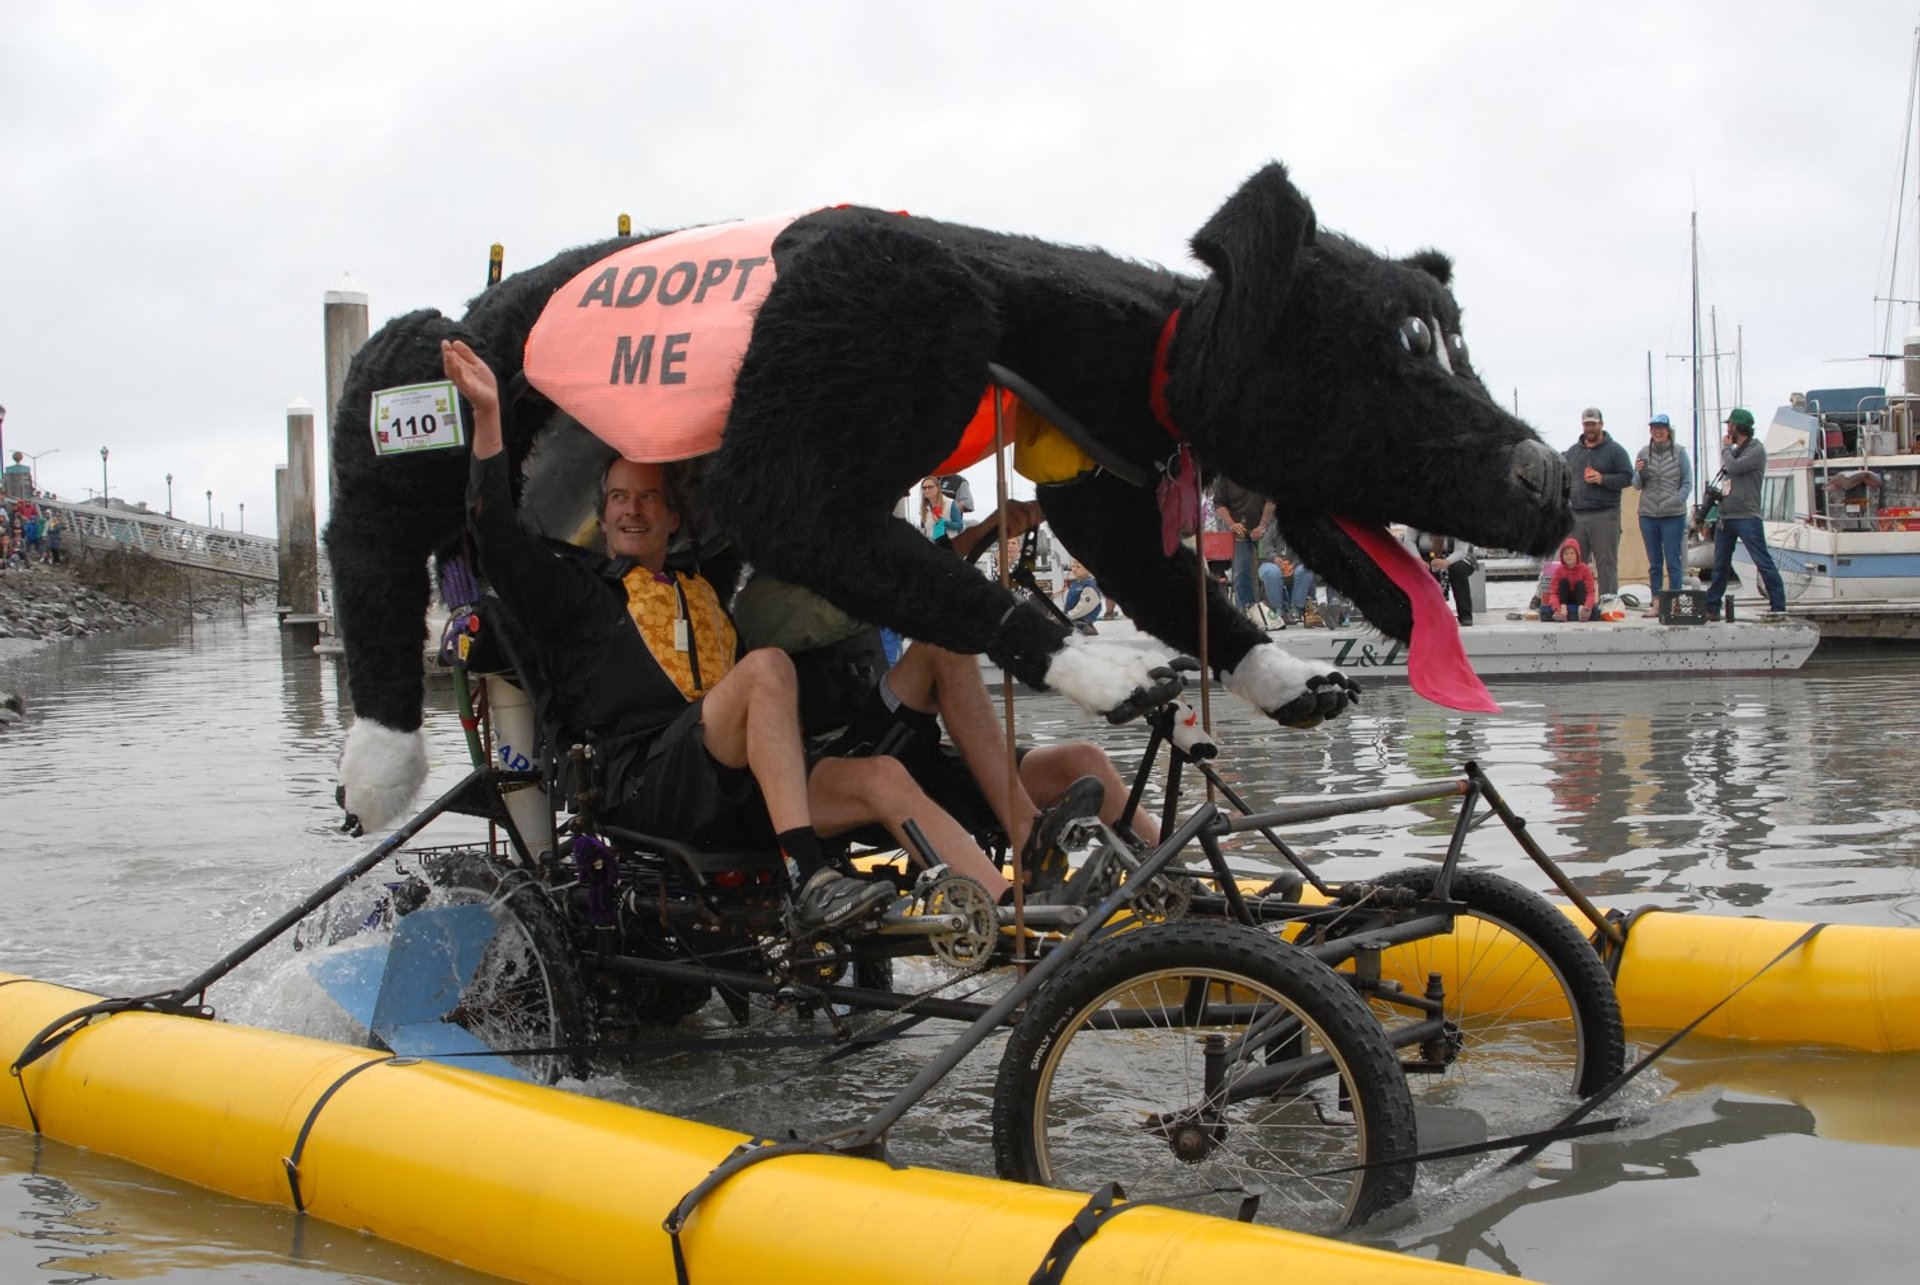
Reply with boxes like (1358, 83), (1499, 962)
(388, 414), (439, 438)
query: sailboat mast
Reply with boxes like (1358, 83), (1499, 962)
(1691, 211), (1706, 501)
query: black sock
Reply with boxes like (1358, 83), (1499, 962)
(777, 827), (827, 887)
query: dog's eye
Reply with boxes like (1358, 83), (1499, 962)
(1447, 332), (1468, 365)
(1399, 316), (1432, 356)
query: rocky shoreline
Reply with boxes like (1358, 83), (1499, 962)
(0, 547), (272, 647)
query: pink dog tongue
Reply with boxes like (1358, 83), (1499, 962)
(1332, 517), (1500, 715)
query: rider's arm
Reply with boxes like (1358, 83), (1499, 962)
(950, 499), (1042, 563)
(448, 340), (608, 642)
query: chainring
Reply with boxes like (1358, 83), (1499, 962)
(920, 873), (998, 969)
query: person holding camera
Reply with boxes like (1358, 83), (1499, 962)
(1634, 412), (1693, 615)
(1703, 408), (1787, 620)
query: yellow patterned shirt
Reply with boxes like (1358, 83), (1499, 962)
(620, 567), (737, 700)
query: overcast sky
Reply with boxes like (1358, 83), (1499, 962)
(6, 1), (1920, 531)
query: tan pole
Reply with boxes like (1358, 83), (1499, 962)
(283, 401), (319, 621)
(991, 389), (1027, 968)
(323, 276), (369, 523)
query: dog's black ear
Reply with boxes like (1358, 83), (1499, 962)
(1187, 163), (1317, 349)
(1404, 248), (1453, 286)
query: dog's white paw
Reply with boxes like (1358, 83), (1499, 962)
(1223, 644), (1360, 727)
(339, 720), (429, 829)
(1043, 636), (1182, 722)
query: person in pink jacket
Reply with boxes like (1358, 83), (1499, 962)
(1543, 537), (1600, 622)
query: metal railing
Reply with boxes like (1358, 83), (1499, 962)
(37, 500), (299, 585)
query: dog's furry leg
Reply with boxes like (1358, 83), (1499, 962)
(1222, 644), (1359, 728)
(1040, 471), (1357, 726)
(325, 309), (473, 827)
(338, 719), (430, 830)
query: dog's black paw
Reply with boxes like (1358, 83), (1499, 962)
(1102, 664), (1189, 724)
(1269, 671), (1361, 728)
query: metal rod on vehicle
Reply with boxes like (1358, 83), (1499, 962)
(1468, 763), (1623, 946)
(164, 765), (493, 1007)
(841, 802), (1222, 1150)
(1193, 757), (1333, 897)
(1223, 779), (1469, 832)
(988, 380), (1030, 967)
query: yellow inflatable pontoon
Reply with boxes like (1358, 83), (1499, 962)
(0, 974), (1500, 1285)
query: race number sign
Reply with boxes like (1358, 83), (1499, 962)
(370, 380), (465, 457)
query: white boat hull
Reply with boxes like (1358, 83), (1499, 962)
(990, 615), (1817, 685)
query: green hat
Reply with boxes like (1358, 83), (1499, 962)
(1726, 407), (1755, 430)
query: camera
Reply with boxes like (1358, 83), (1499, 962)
(1692, 483), (1724, 528)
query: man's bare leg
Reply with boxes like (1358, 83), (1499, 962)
(885, 643), (1159, 847)
(807, 755), (1010, 898)
(696, 648), (812, 831)
(1019, 743), (1161, 844)
(884, 643), (1043, 853)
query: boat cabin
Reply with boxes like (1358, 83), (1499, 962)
(1749, 387), (1920, 602)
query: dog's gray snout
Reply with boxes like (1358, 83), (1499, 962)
(1510, 439), (1568, 502)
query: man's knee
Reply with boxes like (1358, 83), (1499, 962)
(844, 753), (918, 809)
(734, 646), (797, 693)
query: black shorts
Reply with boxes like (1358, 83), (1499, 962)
(820, 679), (1016, 844)
(611, 699), (777, 850)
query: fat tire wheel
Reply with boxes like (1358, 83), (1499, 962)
(417, 851), (594, 1084)
(992, 920), (1417, 1233)
(1363, 867), (1625, 1099)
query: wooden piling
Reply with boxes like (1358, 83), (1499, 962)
(281, 402), (319, 634)
(275, 465), (292, 610)
(323, 277), (369, 508)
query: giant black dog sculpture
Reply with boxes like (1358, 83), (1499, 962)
(328, 163), (1571, 827)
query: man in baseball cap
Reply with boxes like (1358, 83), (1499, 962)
(1703, 408), (1785, 619)
(1562, 407), (1633, 596)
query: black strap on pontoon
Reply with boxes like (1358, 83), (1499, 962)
(1027, 1182), (1151, 1285)
(282, 1055), (400, 1213)
(8, 992), (212, 1134)
(663, 1133), (903, 1285)
(1502, 920), (1827, 1167)
(1591, 904), (1663, 979)
(1242, 919), (1831, 1185)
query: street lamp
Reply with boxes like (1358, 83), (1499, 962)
(239, 501), (245, 533)
(206, 490), (213, 527)
(99, 447), (109, 507)
(24, 448), (58, 493)
(165, 472), (173, 517)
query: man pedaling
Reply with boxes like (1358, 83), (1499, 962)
(446, 339), (1097, 936)
(730, 496), (1162, 906)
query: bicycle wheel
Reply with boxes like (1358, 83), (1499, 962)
(993, 921), (1417, 1233)
(1355, 867), (1624, 1112)
(417, 851), (594, 1084)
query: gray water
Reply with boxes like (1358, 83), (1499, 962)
(2, 616), (1918, 1283)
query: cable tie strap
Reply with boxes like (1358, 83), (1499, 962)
(9, 993), (211, 1135)
(283, 1055), (400, 1212)
(1506, 920), (1827, 1169)
(1030, 1181), (1147, 1285)
(663, 1135), (843, 1285)
(1591, 904), (1663, 977)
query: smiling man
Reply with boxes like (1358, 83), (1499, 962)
(446, 338), (1003, 935)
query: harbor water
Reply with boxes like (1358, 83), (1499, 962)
(1, 615), (1917, 1283)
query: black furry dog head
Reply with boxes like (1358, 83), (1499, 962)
(1166, 164), (1570, 638)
